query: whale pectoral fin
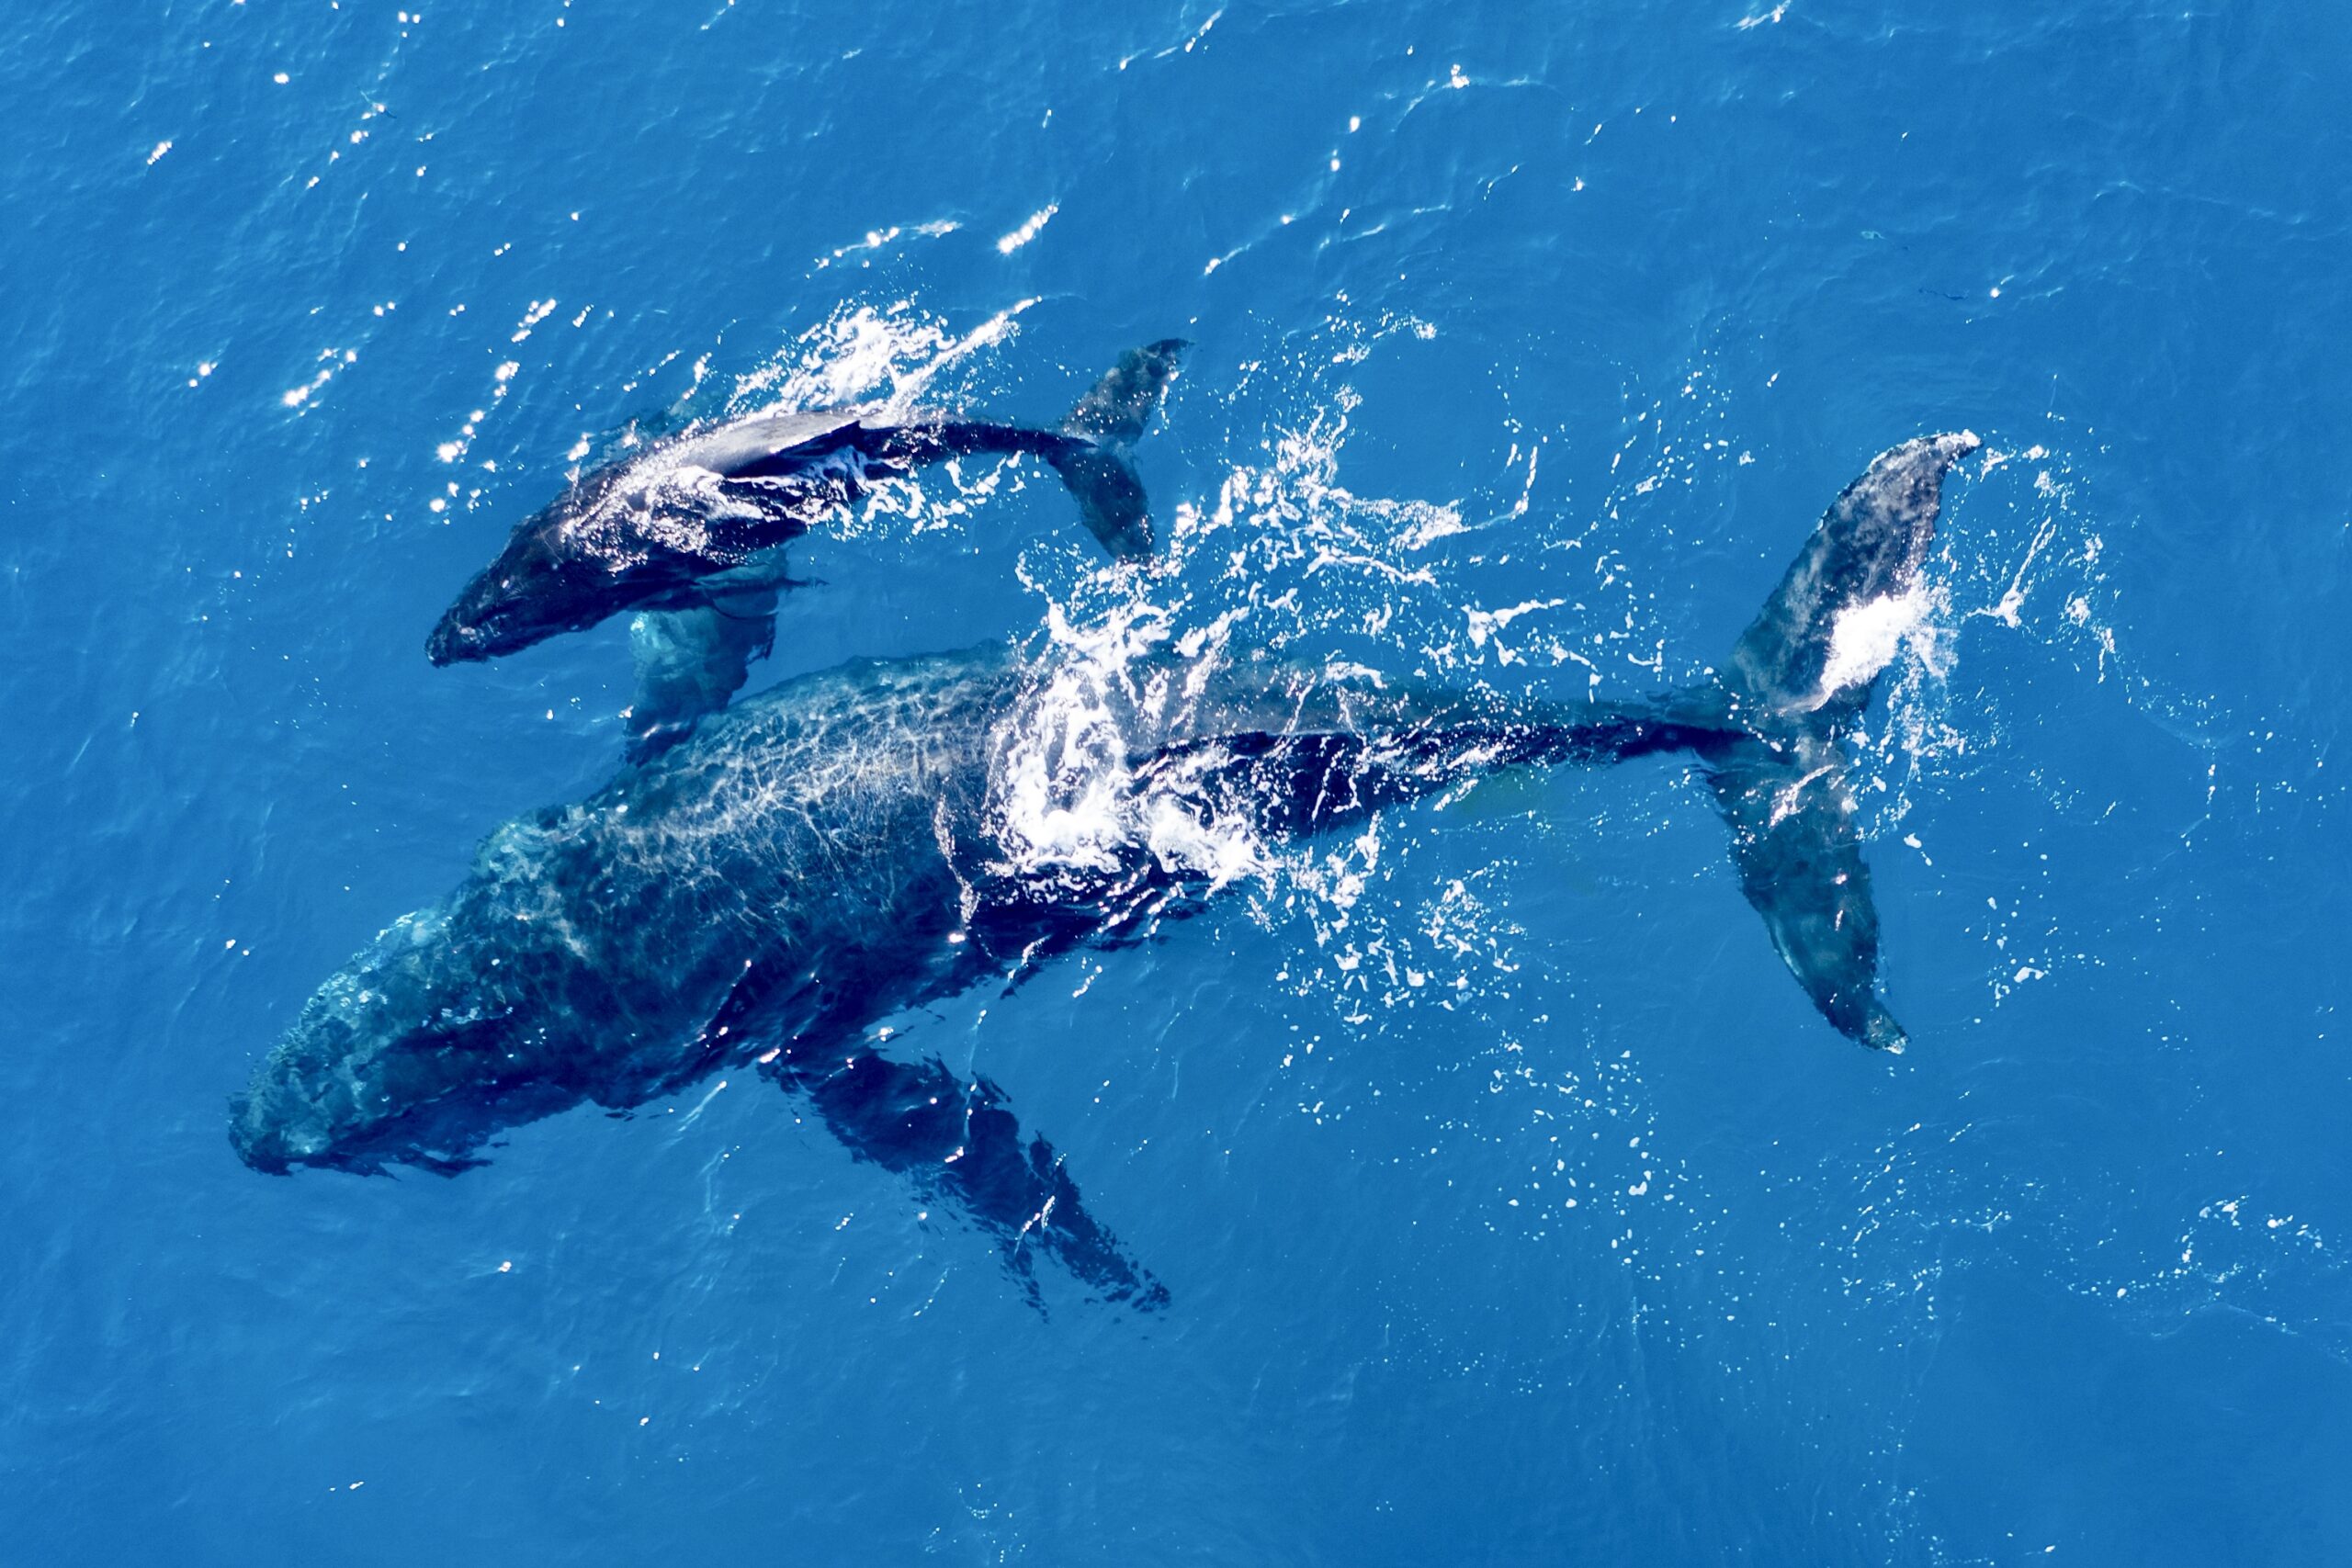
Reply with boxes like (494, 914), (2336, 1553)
(759, 1044), (1168, 1312)
(624, 570), (792, 762)
(1703, 734), (1906, 1051)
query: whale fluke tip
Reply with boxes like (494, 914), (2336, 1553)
(1877, 430), (1979, 472)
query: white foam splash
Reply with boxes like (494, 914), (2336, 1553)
(727, 299), (1037, 424)
(1815, 584), (1933, 705)
(1004, 598), (1161, 873)
(994, 205), (1057, 255)
(1464, 598), (1566, 657)
(988, 595), (1272, 890)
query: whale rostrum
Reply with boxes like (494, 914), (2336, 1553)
(239, 434), (1976, 1302)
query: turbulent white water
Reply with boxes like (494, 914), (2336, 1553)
(1815, 583), (1935, 706)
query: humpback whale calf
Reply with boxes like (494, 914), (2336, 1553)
(424, 339), (1187, 667)
(237, 434), (1974, 1301)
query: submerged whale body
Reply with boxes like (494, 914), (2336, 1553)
(237, 434), (1975, 1302)
(425, 339), (1187, 666)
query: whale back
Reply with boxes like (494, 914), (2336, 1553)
(232, 648), (1022, 1174)
(672, 408), (866, 478)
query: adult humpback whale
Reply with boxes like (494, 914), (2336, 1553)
(424, 340), (1186, 667)
(236, 434), (1976, 1300)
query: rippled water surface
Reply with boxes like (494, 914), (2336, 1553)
(6, 3), (2348, 1562)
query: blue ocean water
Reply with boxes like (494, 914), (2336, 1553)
(5, 1), (2348, 1562)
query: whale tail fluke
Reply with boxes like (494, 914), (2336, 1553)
(1725, 432), (1980, 720)
(1043, 338), (1188, 559)
(1699, 733), (1909, 1051)
(1060, 338), (1190, 446)
(1123, 437), (1970, 1050)
(1043, 444), (1154, 559)
(1688, 433), (1979, 1050)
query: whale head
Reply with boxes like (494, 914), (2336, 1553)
(429, 525), (571, 665)
(228, 874), (607, 1176)
(427, 517), (690, 666)
(427, 479), (722, 666)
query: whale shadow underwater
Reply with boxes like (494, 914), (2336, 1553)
(233, 432), (1978, 1309)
